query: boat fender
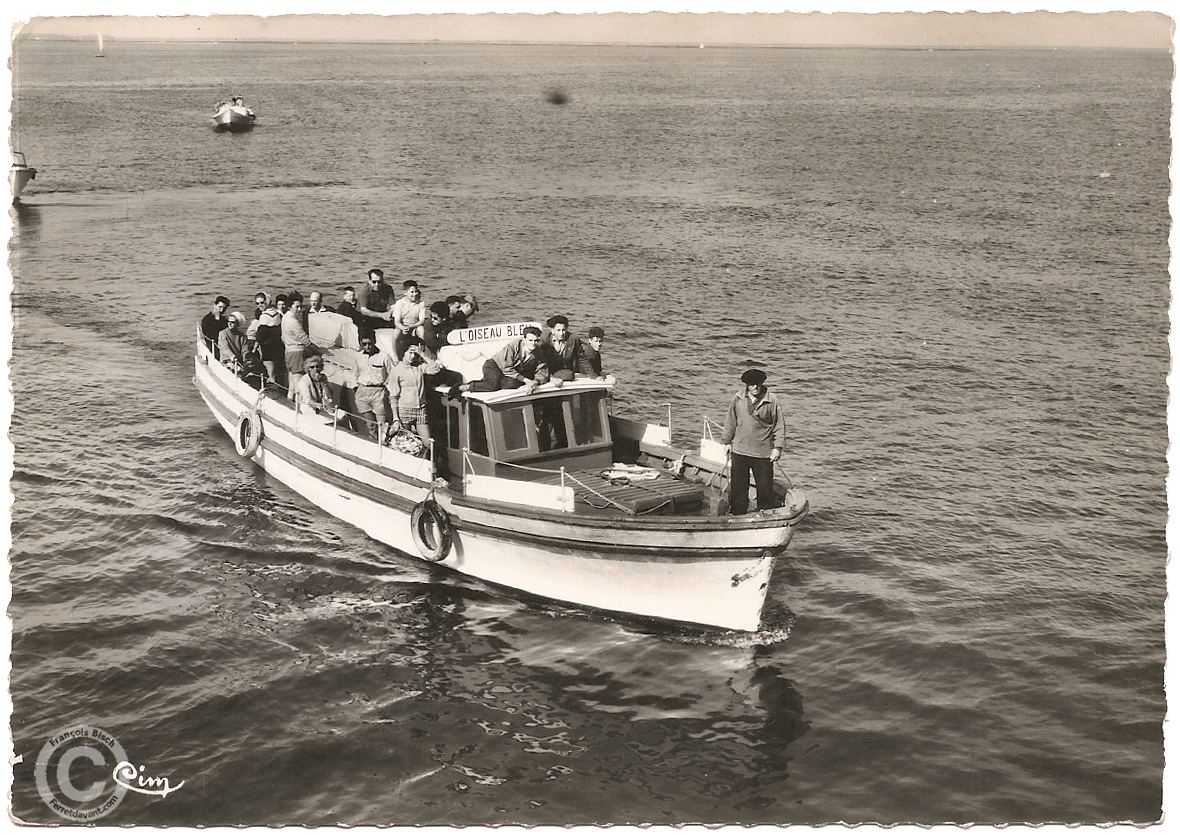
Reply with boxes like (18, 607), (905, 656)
(234, 410), (264, 457)
(411, 499), (452, 562)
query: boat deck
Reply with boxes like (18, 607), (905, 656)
(532, 467), (710, 517)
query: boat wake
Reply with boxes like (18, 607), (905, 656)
(669, 618), (794, 649)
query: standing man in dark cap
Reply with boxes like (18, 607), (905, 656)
(720, 368), (787, 514)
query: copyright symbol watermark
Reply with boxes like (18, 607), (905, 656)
(34, 725), (129, 822)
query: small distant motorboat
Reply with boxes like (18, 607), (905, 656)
(10, 152), (37, 202)
(212, 96), (255, 132)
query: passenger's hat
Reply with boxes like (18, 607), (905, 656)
(740, 368), (767, 386)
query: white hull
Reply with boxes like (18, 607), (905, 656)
(213, 104), (255, 132)
(194, 342), (801, 630)
(10, 165), (36, 200)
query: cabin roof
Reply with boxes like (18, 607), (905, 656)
(313, 317), (615, 404)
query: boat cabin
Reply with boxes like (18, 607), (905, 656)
(301, 312), (724, 516)
(439, 384), (614, 481)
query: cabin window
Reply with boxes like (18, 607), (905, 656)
(536, 400), (568, 451)
(468, 404), (490, 457)
(501, 406), (530, 452)
(570, 393), (606, 445)
(448, 406), (461, 449)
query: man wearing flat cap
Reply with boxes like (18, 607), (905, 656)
(720, 368), (787, 514)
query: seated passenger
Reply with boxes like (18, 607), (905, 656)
(241, 321), (267, 390)
(217, 312), (249, 371)
(418, 301), (451, 359)
(355, 330), (397, 443)
(460, 294), (479, 324)
(335, 287), (362, 325)
(356, 268), (397, 328)
(307, 291), (333, 315)
(201, 295), (231, 357)
(542, 315), (581, 384)
(444, 293), (479, 333)
(252, 292), (270, 320)
(388, 338), (439, 454)
(392, 280), (426, 359)
(459, 327), (549, 394)
(577, 326), (615, 384)
(445, 295), (467, 332)
(255, 305), (286, 392)
(295, 355), (336, 419)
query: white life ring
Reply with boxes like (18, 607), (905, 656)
(411, 499), (452, 562)
(234, 410), (263, 457)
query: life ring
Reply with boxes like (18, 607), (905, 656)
(411, 499), (452, 562)
(234, 410), (263, 457)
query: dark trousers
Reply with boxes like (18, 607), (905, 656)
(729, 453), (776, 514)
(466, 359), (526, 392)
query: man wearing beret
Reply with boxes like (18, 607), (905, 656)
(720, 368), (787, 514)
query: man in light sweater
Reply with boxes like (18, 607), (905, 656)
(720, 368), (787, 515)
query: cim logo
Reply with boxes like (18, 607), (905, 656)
(34, 725), (183, 822)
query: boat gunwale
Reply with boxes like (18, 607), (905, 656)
(195, 342), (809, 536)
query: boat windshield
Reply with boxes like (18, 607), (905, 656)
(498, 391), (610, 458)
(469, 403), (490, 456)
(501, 407), (529, 451)
(570, 392), (607, 445)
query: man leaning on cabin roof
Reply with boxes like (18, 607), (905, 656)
(459, 325), (550, 395)
(542, 315), (581, 382)
(578, 326), (613, 383)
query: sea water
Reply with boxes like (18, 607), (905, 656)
(7, 40), (1169, 824)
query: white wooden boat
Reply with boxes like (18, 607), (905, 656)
(193, 315), (809, 631)
(212, 97), (255, 132)
(10, 152), (37, 201)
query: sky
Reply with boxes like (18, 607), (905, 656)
(7, 4), (1176, 50)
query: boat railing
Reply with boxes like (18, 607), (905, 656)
(460, 449), (575, 512)
(198, 334), (435, 482)
(288, 395), (435, 482)
(700, 416), (730, 465)
(611, 413), (671, 447)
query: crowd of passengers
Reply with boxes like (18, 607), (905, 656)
(199, 267), (613, 453)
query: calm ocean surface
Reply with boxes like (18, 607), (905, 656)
(7, 40), (1169, 825)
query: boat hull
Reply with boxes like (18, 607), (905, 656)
(212, 105), (255, 132)
(194, 344), (802, 630)
(10, 166), (36, 200)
